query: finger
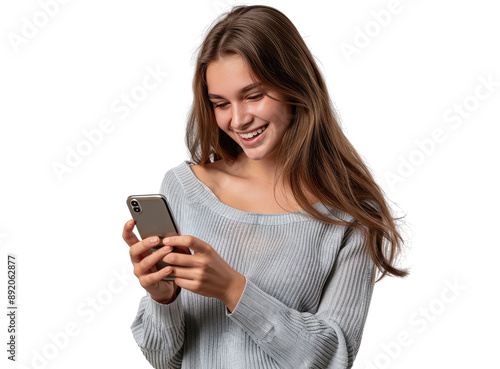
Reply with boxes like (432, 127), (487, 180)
(136, 246), (174, 276)
(129, 236), (163, 263)
(138, 265), (174, 288)
(163, 252), (202, 268)
(162, 235), (208, 254)
(173, 277), (201, 291)
(122, 219), (140, 246)
(168, 266), (199, 281)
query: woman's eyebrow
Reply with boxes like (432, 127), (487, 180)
(208, 82), (263, 99)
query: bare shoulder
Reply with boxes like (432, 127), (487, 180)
(189, 160), (229, 191)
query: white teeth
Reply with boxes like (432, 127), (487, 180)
(239, 125), (267, 139)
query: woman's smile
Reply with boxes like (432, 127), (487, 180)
(236, 123), (269, 145)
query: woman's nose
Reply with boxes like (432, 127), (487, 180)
(231, 102), (253, 129)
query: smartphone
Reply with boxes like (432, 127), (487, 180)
(126, 194), (181, 281)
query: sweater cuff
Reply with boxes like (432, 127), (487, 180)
(226, 278), (281, 343)
(145, 291), (184, 327)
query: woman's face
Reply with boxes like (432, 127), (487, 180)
(206, 54), (293, 161)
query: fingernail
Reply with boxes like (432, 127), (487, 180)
(150, 237), (158, 244)
(162, 246), (173, 252)
(163, 238), (170, 244)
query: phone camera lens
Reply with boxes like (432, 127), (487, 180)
(131, 200), (138, 206)
(133, 207), (141, 212)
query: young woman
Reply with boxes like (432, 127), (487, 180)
(122, 5), (408, 369)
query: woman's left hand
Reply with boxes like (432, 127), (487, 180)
(161, 235), (246, 312)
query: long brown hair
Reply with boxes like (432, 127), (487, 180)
(185, 5), (409, 281)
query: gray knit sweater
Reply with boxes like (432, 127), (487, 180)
(130, 160), (376, 369)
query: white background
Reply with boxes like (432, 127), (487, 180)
(1, 1), (499, 368)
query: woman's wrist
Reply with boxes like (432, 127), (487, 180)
(152, 286), (181, 305)
(223, 273), (246, 313)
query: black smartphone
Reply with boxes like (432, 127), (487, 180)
(126, 194), (181, 281)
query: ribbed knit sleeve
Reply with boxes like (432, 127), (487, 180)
(226, 224), (375, 369)
(130, 292), (185, 369)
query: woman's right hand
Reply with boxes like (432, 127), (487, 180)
(122, 219), (178, 304)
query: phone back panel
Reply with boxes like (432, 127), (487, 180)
(126, 194), (179, 240)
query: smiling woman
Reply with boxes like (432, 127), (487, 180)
(206, 54), (293, 160)
(123, 4), (408, 369)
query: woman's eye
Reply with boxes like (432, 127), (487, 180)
(214, 102), (229, 109)
(248, 94), (264, 100)
(213, 94), (264, 109)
